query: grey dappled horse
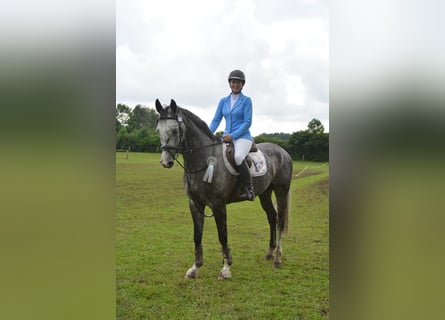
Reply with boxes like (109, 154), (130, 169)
(155, 99), (293, 280)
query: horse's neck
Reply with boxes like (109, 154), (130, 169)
(183, 130), (214, 151)
(182, 119), (215, 160)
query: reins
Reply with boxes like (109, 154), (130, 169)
(173, 141), (222, 174)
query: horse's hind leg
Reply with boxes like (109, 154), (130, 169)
(185, 199), (205, 279)
(273, 187), (290, 268)
(259, 187), (277, 262)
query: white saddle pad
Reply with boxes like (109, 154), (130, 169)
(247, 151), (267, 176)
(222, 143), (267, 177)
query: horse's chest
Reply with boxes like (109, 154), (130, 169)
(185, 174), (233, 200)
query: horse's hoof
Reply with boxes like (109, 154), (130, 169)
(185, 268), (198, 279)
(264, 253), (274, 261)
(217, 270), (232, 280)
(272, 261), (282, 268)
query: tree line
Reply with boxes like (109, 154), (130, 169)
(116, 104), (328, 162)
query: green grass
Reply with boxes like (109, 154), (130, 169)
(116, 152), (329, 319)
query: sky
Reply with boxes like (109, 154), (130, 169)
(116, 0), (329, 135)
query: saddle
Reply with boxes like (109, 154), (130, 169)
(225, 139), (258, 170)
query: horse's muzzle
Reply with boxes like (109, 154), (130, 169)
(160, 159), (174, 168)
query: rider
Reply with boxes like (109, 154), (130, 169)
(209, 69), (255, 201)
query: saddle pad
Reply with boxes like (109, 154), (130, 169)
(222, 143), (267, 177)
(247, 151), (267, 176)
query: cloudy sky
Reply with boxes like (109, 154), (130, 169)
(117, 0), (329, 135)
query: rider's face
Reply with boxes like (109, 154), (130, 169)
(229, 79), (243, 94)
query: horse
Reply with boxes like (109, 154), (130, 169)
(155, 99), (293, 280)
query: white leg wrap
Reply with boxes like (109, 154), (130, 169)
(218, 260), (232, 280)
(185, 263), (198, 279)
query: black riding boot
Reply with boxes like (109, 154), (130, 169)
(236, 160), (255, 201)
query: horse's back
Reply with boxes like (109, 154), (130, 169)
(255, 142), (293, 187)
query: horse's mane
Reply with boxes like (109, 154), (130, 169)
(178, 107), (215, 140)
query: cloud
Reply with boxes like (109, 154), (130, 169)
(117, 0), (329, 134)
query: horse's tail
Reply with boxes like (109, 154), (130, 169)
(283, 189), (291, 234)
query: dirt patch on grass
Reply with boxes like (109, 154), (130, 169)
(313, 177), (329, 195)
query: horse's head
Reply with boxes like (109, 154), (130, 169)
(155, 99), (184, 168)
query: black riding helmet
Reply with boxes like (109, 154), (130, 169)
(228, 70), (245, 84)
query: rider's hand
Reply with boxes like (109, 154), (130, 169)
(223, 134), (232, 142)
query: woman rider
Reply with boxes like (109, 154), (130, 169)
(209, 69), (255, 201)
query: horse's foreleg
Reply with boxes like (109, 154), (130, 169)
(213, 205), (232, 280)
(186, 199), (205, 279)
(218, 257), (232, 280)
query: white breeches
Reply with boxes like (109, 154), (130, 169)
(233, 138), (253, 165)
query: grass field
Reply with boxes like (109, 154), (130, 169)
(116, 152), (329, 319)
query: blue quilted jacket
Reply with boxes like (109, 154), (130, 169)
(209, 92), (253, 140)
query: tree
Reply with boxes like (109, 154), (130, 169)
(307, 118), (324, 134)
(126, 105), (158, 132)
(116, 103), (131, 131)
(287, 130), (311, 160)
(287, 119), (329, 161)
(116, 126), (138, 151)
(115, 104), (161, 151)
(254, 134), (289, 151)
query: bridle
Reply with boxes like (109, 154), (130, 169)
(158, 114), (185, 157)
(157, 113), (222, 172)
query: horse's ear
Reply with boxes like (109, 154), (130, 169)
(170, 99), (177, 113)
(155, 99), (163, 113)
